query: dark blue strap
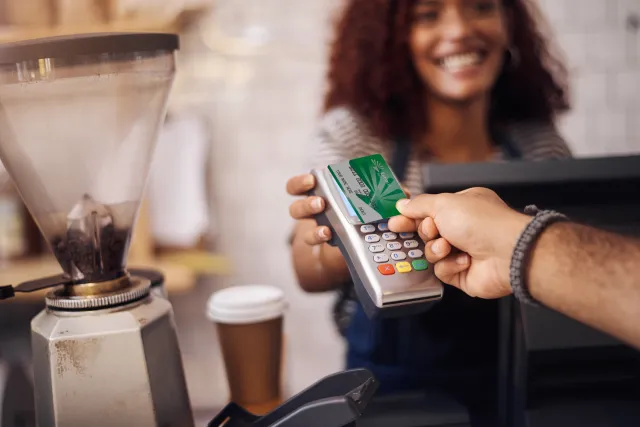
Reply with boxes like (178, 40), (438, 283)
(493, 127), (522, 160)
(391, 140), (412, 182)
(501, 141), (521, 159)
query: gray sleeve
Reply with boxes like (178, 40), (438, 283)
(507, 121), (574, 160)
(305, 127), (351, 171)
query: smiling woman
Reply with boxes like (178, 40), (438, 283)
(286, 0), (572, 424)
(411, 0), (510, 101)
(323, 0), (569, 144)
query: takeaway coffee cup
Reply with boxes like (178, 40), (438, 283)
(206, 285), (287, 408)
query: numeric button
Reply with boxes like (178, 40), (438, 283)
(374, 254), (389, 263)
(391, 251), (407, 261)
(382, 232), (397, 241)
(408, 249), (423, 258)
(369, 244), (385, 253)
(387, 242), (402, 250)
(360, 225), (375, 233)
(399, 232), (414, 239)
(404, 240), (419, 249)
(377, 223), (389, 231)
(365, 234), (380, 243)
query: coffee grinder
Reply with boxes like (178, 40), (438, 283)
(0, 33), (193, 427)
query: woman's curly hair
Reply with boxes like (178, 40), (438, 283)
(323, 0), (570, 142)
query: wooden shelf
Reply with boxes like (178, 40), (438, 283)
(0, 7), (207, 43)
(0, 22), (172, 43)
(1, 250), (231, 302)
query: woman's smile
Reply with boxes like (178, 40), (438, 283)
(436, 50), (488, 75)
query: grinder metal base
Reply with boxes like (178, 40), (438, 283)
(31, 289), (193, 427)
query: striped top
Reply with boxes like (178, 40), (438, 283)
(307, 106), (572, 196)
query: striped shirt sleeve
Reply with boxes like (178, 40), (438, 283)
(305, 107), (388, 171)
(507, 120), (573, 160)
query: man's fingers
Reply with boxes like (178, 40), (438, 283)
(433, 252), (470, 289)
(396, 194), (440, 219)
(286, 174), (316, 196)
(425, 237), (451, 263)
(289, 197), (325, 219)
(302, 226), (332, 245)
(388, 215), (417, 232)
(418, 217), (439, 241)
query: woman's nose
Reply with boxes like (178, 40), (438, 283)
(440, 9), (473, 41)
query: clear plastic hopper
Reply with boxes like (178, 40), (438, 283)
(0, 33), (177, 283)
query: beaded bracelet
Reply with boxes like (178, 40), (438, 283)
(509, 205), (569, 306)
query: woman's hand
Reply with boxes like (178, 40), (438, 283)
(287, 173), (351, 292)
(286, 173), (333, 244)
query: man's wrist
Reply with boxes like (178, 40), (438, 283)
(525, 221), (572, 303)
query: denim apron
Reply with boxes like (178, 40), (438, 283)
(345, 134), (522, 396)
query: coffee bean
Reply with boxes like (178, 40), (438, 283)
(51, 226), (130, 283)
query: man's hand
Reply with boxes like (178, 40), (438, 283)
(392, 188), (640, 350)
(388, 188), (531, 299)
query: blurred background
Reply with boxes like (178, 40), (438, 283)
(0, 0), (639, 422)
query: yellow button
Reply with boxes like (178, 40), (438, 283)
(396, 262), (412, 273)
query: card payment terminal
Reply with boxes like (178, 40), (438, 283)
(310, 167), (443, 318)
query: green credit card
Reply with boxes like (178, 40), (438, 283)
(328, 154), (405, 224)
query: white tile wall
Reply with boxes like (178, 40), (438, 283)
(540, 0), (640, 156)
(612, 70), (640, 107)
(557, 32), (589, 71)
(573, 72), (609, 107)
(168, 0), (640, 413)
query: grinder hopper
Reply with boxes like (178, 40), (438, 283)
(0, 34), (195, 427)
(0, 33), (177, 286)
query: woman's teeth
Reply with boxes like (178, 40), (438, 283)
(440, 52), (482, 71)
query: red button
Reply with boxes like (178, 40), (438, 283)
(377, 264), (395, 275)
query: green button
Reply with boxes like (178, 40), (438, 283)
(412, 259), (428, 271)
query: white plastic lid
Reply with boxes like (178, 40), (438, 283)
(206, 285), (287, 325)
